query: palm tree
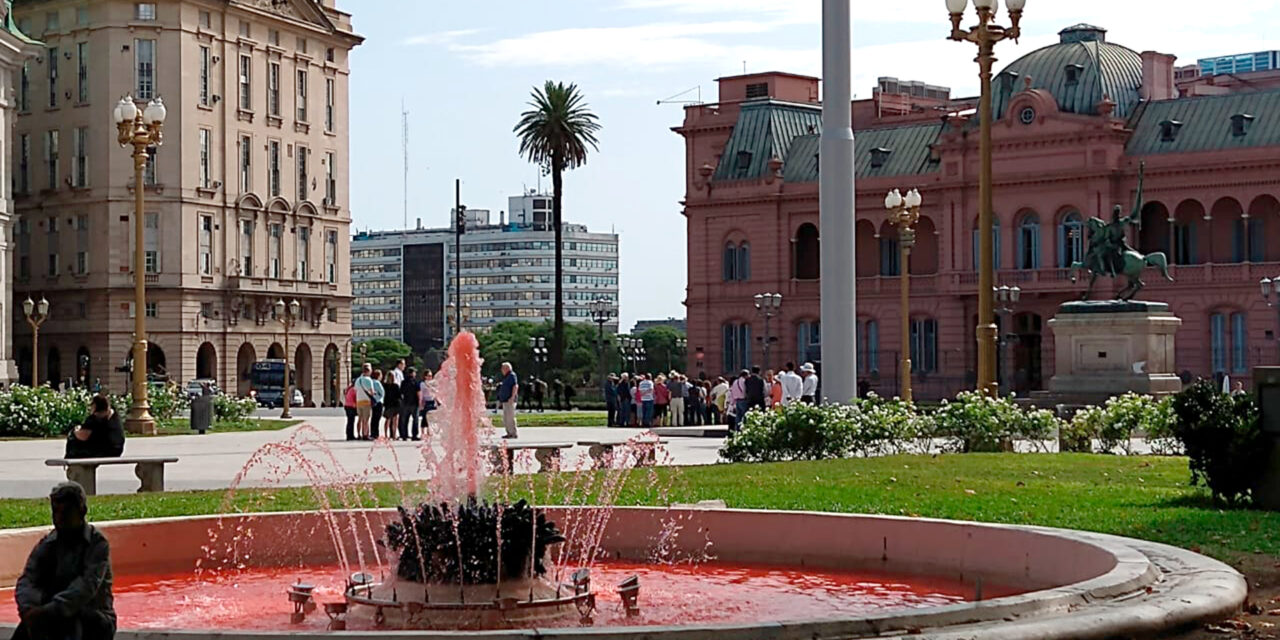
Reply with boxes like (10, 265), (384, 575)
(514, 81), (601, 367)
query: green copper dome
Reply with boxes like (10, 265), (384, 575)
(993, 24), (1143, 119)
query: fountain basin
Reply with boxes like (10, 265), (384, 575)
(0, 507), (1244, 639)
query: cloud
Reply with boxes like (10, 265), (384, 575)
(403, 28), (482, 46)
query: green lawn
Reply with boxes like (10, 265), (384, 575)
(2, 454), (1275, 563)
(509, 411), (607, 427)
(153, 418), (302, 436)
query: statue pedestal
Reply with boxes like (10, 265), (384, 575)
(1046, 301), (1182, 403)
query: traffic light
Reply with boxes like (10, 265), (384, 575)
(456, 205), (467, 235)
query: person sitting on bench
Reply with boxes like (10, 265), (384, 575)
(65, 396), (124, 460)
(12, 481), (117, 640)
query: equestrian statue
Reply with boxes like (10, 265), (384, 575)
(1069, 162), (1173, 300)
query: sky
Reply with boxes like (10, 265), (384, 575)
(344, 0), (1280, 332)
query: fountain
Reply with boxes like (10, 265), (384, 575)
(0, 332), (1250, 638)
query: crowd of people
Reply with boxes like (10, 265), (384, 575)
(344, 359), (439, 442)
(602, 362), (820, 430)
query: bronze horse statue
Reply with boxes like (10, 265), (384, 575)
(1068, 162), (1174, 301)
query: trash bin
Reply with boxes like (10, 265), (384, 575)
(191, 391), (213, 435)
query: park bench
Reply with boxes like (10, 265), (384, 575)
(576, 438), (667, 468)
(45, 457), (180, 495)
(485, 442), (574, 474)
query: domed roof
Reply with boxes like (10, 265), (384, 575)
(992, 25), (1143, 119)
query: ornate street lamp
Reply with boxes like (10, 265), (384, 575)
(275, 298), (301, 419)
(753, 293), (783, 371)
(589, 299), (613, 384)
(885, 188), (922, 403)
(22, 296), (49, 386)
(994, 285), (1022, 394)
(114, 94), (167, 433)
(529, 336), (549, 378)
(673, 337), (687, 373)
(946, 0), (1025, 396)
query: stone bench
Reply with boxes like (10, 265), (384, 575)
(576, 438), (667, 468)
(45, 457), (180, 495)
(485, 442), (574, 474)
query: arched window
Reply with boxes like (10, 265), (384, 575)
(796, 321), (821, 365)
(738, 242), (751, 281)
(722, 241), (750, 282)
(1210, 311), (1248, 374)
(1058, 211), (1084, 267)
(794, 224), (819, 280)
(722, 243), (737, 281)
(879, 225), (900, 276)
(721, 322), (752, 373)
(859, 319), (880, 374)
(971, 218), (1001, 272)
(909, 318), (938, 373)
(1016, 212), (1040, 269)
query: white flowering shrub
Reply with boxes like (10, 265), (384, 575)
(213, 394), (258, 422)
(0, 385), (93, 438)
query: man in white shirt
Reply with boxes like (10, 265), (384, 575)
(800, 363), (820, 404)
(779, 362), (804, 405)
(389, 359), (406, 386)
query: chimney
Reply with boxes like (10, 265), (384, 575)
(416, 217), (422, 230)
(1140, 51), (1177, 102)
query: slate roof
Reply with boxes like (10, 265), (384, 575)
(781, 122), (943, 183)
(992, 25), (1143, 119)
(712, 100), (821, 181)
(1126, 88), (1280, 155)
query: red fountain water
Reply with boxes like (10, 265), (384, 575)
(430, 331), (489, 501)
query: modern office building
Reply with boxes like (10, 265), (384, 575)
(12, 0), (362, 405)
(1198, 51), (1280, 76)
(677, 24), (1280, 399)
(632, 317), (685, 334)
(351, 200), (620, 357)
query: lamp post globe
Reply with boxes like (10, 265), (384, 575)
(945, 0), (969, 13)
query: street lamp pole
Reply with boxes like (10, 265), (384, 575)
(674, 337), (687, 373)
(590, 299), (613, 384)
(22, 296), (49, 386)
(454, 180), (465, 336)
(114, 94), (167, 434)
(947, 0), (1025, 397)
(275, 298), (301, 419)
(994, 285), (1022, 394)
(885, 188), (922, 403)
(1262, 278), (1280, 362)
(753, 293), (782, 371)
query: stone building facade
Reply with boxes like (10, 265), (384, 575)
(0, 2), (39, 387)
(12, 0), (361, 405)
(677, 25), (1280, 399)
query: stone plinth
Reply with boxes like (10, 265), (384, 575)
(1047, 301), (1182, 399)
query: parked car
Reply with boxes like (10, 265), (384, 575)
(254, 387), (304, 408)
(186, 379), (221, 398)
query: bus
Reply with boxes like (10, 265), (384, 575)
(249, 359), (299, 408)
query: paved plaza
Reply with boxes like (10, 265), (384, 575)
(0, 409), (726, 499)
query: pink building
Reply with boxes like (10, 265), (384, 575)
(676, 25), (1280, 399)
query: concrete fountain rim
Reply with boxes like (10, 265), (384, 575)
(0, 506), (1245, 639)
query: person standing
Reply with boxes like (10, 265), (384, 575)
(564, 381), (576, 410)
(389, 359), (406, 386)
(13, 482), (116, 640)
(637, 374), (656, 427)
(382, 369), (402, 441)
(779, 362), (804, 406)
(369, 370), (386, 439)
(603, 374), (618, 427)
(614, 374), (631, 428)
(728, 370), (748, 431)
(65, 396), (125, 459)
(745, 367), (767, 414)
(800, 363), (820, 404)
(667, 373), (686, 427)
(766, 370), (783, 409)
(343, 380), (358, 441)
(355, 364), (376, 440)
(497, 362), (520, 439)
(399, 368), (420, 441)
(418, 370), (437, 440)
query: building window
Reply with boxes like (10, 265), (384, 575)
(134, 39), (155, 100)
(796, 321), (820, 366)
(268, 141), (281, 197)
(268, 222), (282, 278)
(722, 241), (750, 282)
(16, 133), (29, 194)
(324, 151), (335, 205)
(296, 145), (308, 200)
(296, 37), (308, 54)
(199, 214), (212, 275)
(268, 29), (279, 46)
(198, 46), (210, 106)
(198, 128), (211, 188)
(1172, 221), (1197, 265)
(1232, 312), (1247, 373)
(198, 10), (211, 28)
(971, 219), (1002, 271)
(72, 126), (87, 188)
(297, 226), (310, 280)
(143, 212), (159, 273)
(1059, 211), (1084, 268)
(143, 146), (157, 185)
(909, 318), (938, 374)
(45, 11), (60, 31)
(794, 223), (820, 280)
(240, 219), (254, 276)
(239, 135), (252, 192)
(76, 6), (89, 26)
(46, 216), (59, 277)
(880, 232), (900, 276)
(18, 62), (28, 112)
(238, 55), (251, 110)
(1212, 312), (1248, 374)
(325, 78), (335, 131)
(16, 219), (29, 279)
(325, 229), (337, 283)
(145, 302), (157, 318)
(859, 319), (880, 374)
(134, 3), (156, 20)
(75, 215), (88, 275)
(239, 20), (250, 38)
(267, 62), (280, 117)
(296, 69), (308, 121)
(46, 47), (58, 108)
(1017, 212), (1041, 270)
(325, 47), (335, 63)
(721, 323), (752, 373)
(43, 130), (58, 191)
(76, 42), (88, 104)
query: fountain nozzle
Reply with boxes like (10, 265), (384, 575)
(287, 582), (317, 624)
(618, 575), (641, 618)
